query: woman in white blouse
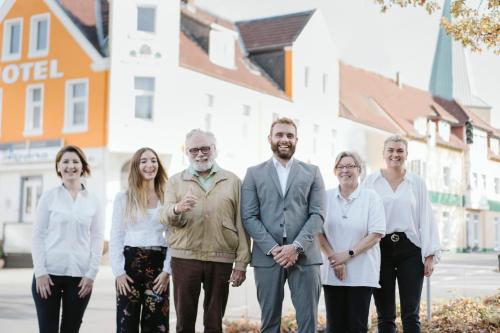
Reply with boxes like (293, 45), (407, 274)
(318, 151), (386, 333)
(32, 145), (104, 333)
(110, 147), (171, 332)
(364, 135), (441, 333)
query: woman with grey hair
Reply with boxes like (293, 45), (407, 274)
(364, 135), (441, 333)
(318, 151), (386, 333)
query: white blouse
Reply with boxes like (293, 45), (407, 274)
(363, 170), (441, 263)
(109, 192), (172, 277)
(321, 187), (386, 288)
(32, 184), (104, 280)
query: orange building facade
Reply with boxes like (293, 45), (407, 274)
(0, 0), (109, 230)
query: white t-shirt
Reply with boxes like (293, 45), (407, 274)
(363, 170), (441, 263)
(109, 192), (171, 277)
(321, 186), (386, 288)
(32, 184), (104, 279)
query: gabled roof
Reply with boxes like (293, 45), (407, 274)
(179, 7), (287, 99)
(340, 62), (466, 150)
(236, 10), (314, 53)
(56, 0), (108, 56)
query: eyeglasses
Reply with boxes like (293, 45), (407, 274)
(335, 164), (358, 170)
(188, 146), (212, 155)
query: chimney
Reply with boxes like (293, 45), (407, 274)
(284, 46), (293, 98)
(396, 71), (402, 89)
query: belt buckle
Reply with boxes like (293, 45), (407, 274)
(390, 234), (400, 242)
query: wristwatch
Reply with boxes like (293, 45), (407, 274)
(348, 249), (355, 257)
(293, 242), (304, 254)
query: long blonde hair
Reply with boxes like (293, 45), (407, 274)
(124, 148), (168, 222)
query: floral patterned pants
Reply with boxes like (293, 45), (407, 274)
(116, 246), (169, 333)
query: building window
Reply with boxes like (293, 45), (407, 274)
(206, 94), (214, 108)
(443, 166), (451, 187)
(438, 120), (450, 142)
(209, 27), (235, 69)
(494, 217), (500, 251)
(466, 213), (480, 249)
(441, 211), (451, 248)
(134, 77), (155, 120)
(29, 14), (50, 57)
(64, 79), (89, 131)
(491, 138), (500, 155)
(24, 84), (44, 135)
(495, 178), (499, 195)
(304, 67), (310, 88)
(322, 73), (328, 94)
(472, 172), (478, 188)
(409, 160), (427, 179)
(482, 174), (487, 190)
(2, 18), (23, 61)
(137, 6), (156, 33)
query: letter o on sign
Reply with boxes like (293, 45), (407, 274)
(2, 64), (20, 84)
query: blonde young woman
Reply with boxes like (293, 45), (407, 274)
(32, 145), (104, 333)
(364, 135), (441, 333)
(318, 151), (386, 333)
(110, 148), (171, 332)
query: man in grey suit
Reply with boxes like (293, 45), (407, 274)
(241, 117), (326, 333)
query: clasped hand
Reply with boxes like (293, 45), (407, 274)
(272, 245), (298, 268)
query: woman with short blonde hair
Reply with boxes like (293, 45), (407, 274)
(364, 135), (441, 333)
(318, 151), (386, 332)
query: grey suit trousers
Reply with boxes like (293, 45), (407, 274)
(254, 263), (321, 333)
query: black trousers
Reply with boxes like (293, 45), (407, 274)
(32, 275), (91, 333)
(374, 232), (424, 333)
(116, 246), (170, 333)
(323, 285), (373, 333)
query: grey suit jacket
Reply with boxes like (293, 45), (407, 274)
(241, 158), (326, 267)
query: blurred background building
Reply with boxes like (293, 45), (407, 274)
(0, 0), (498, 266)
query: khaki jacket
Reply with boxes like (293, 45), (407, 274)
(161, 168), (251, 271)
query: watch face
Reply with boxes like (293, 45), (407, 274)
(349, 250), (354, 257)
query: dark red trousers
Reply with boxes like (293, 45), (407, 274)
(171, 257), (233, 333)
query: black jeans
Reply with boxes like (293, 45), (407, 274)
(116, 246), (169, 333)
(374, 232), (424, 333)
(32, 275), (91, 333)
(324, 285), (373, 333)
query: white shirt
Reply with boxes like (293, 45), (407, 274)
(109, 192), (172, 277)
(272, 156), (293, 195)
(363, 170), (441, 263)
(32, 184), (104, 280)
(321, 187), (386, 287)
(272, 157), (293, 238)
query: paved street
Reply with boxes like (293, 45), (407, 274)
(0, 253), (498, 332)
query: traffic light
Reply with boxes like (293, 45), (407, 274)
(465, 121), (473, 144)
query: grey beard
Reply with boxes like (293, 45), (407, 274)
(192, 160), (214, 172)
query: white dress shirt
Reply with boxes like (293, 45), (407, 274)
(321, 186), (386, 287)
(109, 192), (172, 277)
(272, 156), (293, 195)
(32, 184), (104, 280)
(363, 170), (441, 263)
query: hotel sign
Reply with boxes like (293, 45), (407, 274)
(0, 140), (63, 164)
(0, 59), (64, 84)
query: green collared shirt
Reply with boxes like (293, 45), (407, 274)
(188, 163), (220, 191)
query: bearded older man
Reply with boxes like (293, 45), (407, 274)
(161, 129), (251, 333)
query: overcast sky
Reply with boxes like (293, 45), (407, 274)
(196, 0), (500, 127)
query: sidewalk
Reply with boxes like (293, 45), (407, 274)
(0, 253), (498, 332)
